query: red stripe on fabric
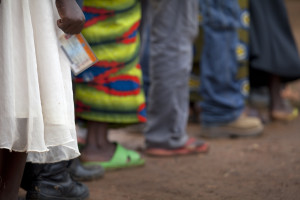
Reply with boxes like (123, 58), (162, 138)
(94, 68), (119, 81)
(115, 21), (140, 43)
(122, 21), (140, 38)
(92, 85), (141, 96)
(75, 101), (91, 113)
(137, 103), (147, 122)
(138, 115), (147, 122)
(118, 37), (137, 44)
(83, 7), (114, 15)
(138, 103), (146, 112)
(94, 61), (123, 68)
(84, 15), (113, 28)
(93, 75), (140, 85)
(75, 78), (84, 83)
(75, 63), (127, 83)
(108, 75), (140, 83)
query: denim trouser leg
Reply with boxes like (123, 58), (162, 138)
(199, 0), (245, 126)
(140, 29), (151, 101)
(145, 0), (198, 149)
(139, 0), (151, 103)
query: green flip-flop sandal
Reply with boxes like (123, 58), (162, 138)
(83, 143), (145, 170)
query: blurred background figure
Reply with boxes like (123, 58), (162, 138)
(143, 0), (209, 156)
(192, 0), (263, 138)
(248, 0), (300, 122)
(74, 0), (146, 170)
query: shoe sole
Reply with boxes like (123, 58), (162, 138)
(26, 192), (89, 200)
(71, 174), (104, 182)
(145, 143), (209, 156)
(200, 125), (264, 139)
(71, 169), (105, 182)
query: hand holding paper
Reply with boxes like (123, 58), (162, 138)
(56, 0), (85, 34)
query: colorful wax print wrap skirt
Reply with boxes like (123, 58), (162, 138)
(0, 0), (80, 163)
(75, 0), (146, 125)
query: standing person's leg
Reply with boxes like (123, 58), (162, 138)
(78, 120), (145, 169)
(75, 0), (145, 169)
(199, 0), (263, 138)
(249, 0), (300, 121)
(0, 150), (27, 199)
(140, 30), (151, 101)
(80, 121), (115, 163)
(145, 0), (208, 155)
(200, 0), (244, 125)
(140, 0), (151, 100)
(269, 75), (297, 121)
(22, 161), (89, 200)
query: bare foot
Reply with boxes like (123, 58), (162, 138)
(80, 143), (116, 162)
(80, 121), (116, 162)
(271, 99), (297, 121)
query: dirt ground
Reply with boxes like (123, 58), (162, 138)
(75, 120), (299, 200)
(19, 1), (300, 200)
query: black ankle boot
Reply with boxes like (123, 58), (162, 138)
(21, 161), (89, 200)
(68, 158), (105, 181)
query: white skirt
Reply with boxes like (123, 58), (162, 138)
(0, 0), (80, 163)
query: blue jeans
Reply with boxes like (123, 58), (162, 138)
(140, 32), (150, 101)
(199, 0), (248, 126)
(140, 0), (151, 102)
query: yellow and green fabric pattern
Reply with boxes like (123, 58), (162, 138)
(75, 0), (146, 124)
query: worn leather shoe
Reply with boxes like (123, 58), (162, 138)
(22, 161), (89, 200)
(200, 114), (264, 138)
(69, 158), (105, 181)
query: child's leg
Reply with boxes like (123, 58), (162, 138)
(0, 149), (27, 199)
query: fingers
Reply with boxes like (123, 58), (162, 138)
(55, 0), (86, 34)
(57, 18), (85, 35)
(57, 19), (72, 34)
